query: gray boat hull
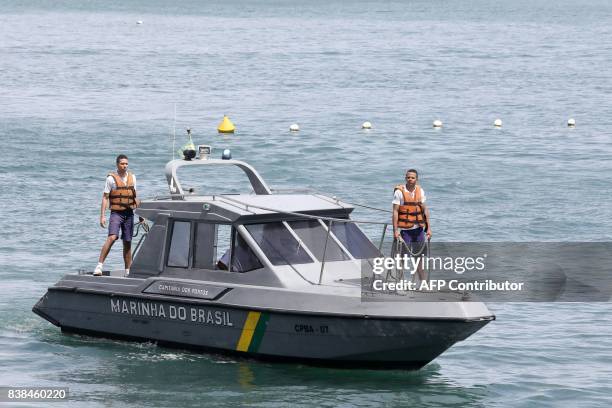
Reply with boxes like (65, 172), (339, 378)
(33, 283), (492, 369)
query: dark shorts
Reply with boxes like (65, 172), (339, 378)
(108, 210), (134, 242)
(400, 227), (425, 243)
(400, 227), (426, 254)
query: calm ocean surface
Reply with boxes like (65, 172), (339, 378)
(1, 0), (612, 406)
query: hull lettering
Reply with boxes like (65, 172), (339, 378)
(109, 298), (233, 327)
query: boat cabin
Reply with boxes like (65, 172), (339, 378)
(130, 158), (381, 288)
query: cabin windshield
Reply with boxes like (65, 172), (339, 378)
(330, 222), (381, 259)
(287, 220), (349, 261)
(162, 218), (381, 274)
(244, 220), (380, 265)
(245, 223), (313, 265)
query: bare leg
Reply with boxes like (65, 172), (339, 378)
(417, 263), (427, 282)
(123, 241), (132, 269)
(98, 235), (118, 263)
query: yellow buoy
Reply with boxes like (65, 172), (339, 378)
(217, 115), (235, 134)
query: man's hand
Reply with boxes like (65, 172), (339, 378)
(426, 230), (432, 240)
(100, 216), (106, 228)
(394, 229), (400, 239)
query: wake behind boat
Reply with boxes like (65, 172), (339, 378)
(33, 151), (494, 369)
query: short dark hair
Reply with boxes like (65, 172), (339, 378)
(406, 169), (418, 178)
(116, 154), (128, 164)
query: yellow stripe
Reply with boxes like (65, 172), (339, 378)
(236, 311), (261, 352)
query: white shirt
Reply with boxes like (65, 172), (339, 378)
(392, 185), (426, 230)
(104, 172), (137, 194)
(392, 185), (426, 205)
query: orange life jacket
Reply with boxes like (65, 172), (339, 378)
(395, 184), (425, 229)
(108, 172), (136, 211)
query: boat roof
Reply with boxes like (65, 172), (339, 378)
(137, 193), (354, 223)
(136, 158), (355, 223)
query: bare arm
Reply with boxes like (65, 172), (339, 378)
(393, 203), (400, 239)
(133, 179), (141, 208)
(422, 202), (432, 239)
(100, 193), (109, 227)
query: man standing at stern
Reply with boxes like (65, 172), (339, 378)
(94, 154), (139, 276)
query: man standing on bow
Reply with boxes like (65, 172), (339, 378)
(392, 169), (432, 281)
(94, 154), (139, 276)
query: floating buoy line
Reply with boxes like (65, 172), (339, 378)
(183, 115), (582, 138)
(172, 114), (581, 163)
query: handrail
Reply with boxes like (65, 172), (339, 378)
(318, 220), (333, 284)
(272, 188), (392, 213)
(151, 170), (417, 286)
(216, 196), (392, 286)
(217, 195), (389, 225)
(131, 220), (151, 258)
(165, 159), (272, 197)
(383, 237), (431, 285)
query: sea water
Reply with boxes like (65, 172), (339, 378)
(1, 0), (611, 406)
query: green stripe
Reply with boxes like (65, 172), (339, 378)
(247, 312), (269, 353)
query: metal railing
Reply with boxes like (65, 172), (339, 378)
(212, 195), (428, 286)
(131, 219), (151, 258)
(139, 191), (429, 287)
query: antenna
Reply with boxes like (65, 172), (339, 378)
(172, 103), (177, 160)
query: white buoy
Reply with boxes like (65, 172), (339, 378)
(494, 118), (503, 127)
(567, 118), (576, 127)
(433, 119), (443, 128)
(362, 121), (372, 129)
(289, 123), (300, 132)
(136, 20), (143, 25)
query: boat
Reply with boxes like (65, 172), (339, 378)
(33, 152), (494, 369)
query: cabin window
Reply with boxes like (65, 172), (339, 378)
(193, 223), (217, 269)
(231, 232), (263, 272)
(167, 221), (191, 268)
(330, 222), (381, 259)
(245, 223), (313, 265)
(288, 220), (349, 261)
(195, 223), (248, 271)
(215, 224), (232, 270)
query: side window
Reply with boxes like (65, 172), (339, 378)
(215, 224), (232, 270)
(193, 223), (217, 269)
(231, 232), (263, 272)
(167, 221), (191, 268)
